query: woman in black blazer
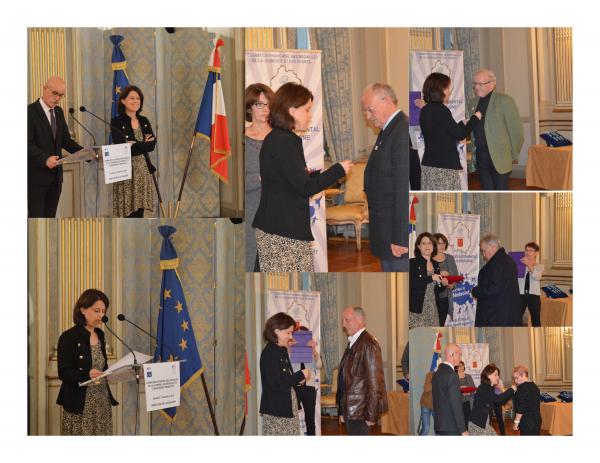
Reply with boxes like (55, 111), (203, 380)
(252, 82), (352, 272)
(418, 72), (481, 190)
(409, 232), (446, 328)
(468, 363), (516, 436)
(259, 312), (309, 435)
(111, 85), (156, 218)
(57, 289), (118, 435)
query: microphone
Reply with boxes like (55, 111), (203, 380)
(80, 106), (128, 138)
(117, 313), (176, 361)
(69, 107), (97, 147)
(102, 315), (139, 369)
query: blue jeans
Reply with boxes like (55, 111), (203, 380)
(418, 407), (434, 436)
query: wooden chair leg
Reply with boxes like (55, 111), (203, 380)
(355, 222), (362, 251)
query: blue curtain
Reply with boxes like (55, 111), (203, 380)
(311, 273), (338, 385)
(312, 28), (357, 163)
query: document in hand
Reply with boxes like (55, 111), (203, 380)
(78, 351), (153, 386)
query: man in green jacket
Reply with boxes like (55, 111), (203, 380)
(467, 69), (524, 190)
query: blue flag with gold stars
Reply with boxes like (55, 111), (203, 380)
(110, 35), (130, 119)
(155, 225), (203, 420)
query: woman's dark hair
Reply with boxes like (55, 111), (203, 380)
(525, 242), (540, 252)
(117, 85), (144, 115)
(263, 312), (296, 344)
(414, 232), (438, 258)
(269, 82), (313, 131)
(422, 72), (451, 103)
(73, 288), (110, 326)
(454, 360), (466, 372)
(245, 83), (275, 122)
(433, 233), (449, 250)
(480, 363), (500, 385)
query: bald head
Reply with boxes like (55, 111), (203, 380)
(341, 306), (366, 336)
(361, 83), (398, 129)
(444, 343), (462, 367)
(473, 69), (497, 98)
(42, 76), (66, 108)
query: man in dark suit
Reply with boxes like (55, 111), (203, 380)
(28, 76), (83, 217)
(362, 83), (409, 272)
(472, 234), (522, 326)
(432, 343), (468, 436)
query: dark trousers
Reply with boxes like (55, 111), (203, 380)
(410, 147), (421, 190)
(476, 146), (510, 190)
(462, 400), (471, 426)
(435, 430), (460, 436)
(437, 297), (449, 327)
(381, 256), (408, 272)
(344, 418), (370, 435)
(28, 180), (61, 218)
(519, 424), (541, 435)
(521, 294), (541, 327)
(493, 405), (505, 435)
(295, 385), (317, 435)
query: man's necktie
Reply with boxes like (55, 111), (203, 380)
(49, 108), (57, 139)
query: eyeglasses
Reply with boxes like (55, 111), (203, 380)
(45, 86), (65, 98)
(253, 102), (269, 109)
(363, 97), (384, 114)
(472, 80), (494, 88)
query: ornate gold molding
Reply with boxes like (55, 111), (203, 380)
(28, 28), (67, 103)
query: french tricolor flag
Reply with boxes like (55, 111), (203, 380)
(429, 330), (443, 372)
(195, 37), (231, 183)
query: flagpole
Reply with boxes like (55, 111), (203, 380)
(174, 133), (197, 219)
(150, 169), (166, 218)
(238, 416), (246, 436)
(200, 371), (220, 435)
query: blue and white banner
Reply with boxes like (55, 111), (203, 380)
(267, 290), (322, 435)
(245, 50), (327, 271)
(437, 213), (480, 327)
(410, 50), (467, 189)
(457, 343), (489, 387)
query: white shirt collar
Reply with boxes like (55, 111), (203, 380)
(382, 109), (400, 131)
(348, 327), (366, 348)
(443, 361), (455, 369)
(39, 97), (52, 113)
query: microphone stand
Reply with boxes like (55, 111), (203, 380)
(80, 106), (166, 217)
(102, 316), (140, 436)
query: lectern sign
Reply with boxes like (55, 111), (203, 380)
(143, 361), (181, 412)
(102, 142), (132, 184)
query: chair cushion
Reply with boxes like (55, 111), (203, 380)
(326, 204), (365, 222)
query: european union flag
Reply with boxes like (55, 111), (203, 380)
(155, 225), (203, 420)
(110, 35), (130, 119)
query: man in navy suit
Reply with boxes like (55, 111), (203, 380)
(28, 76), (83, 217)
(362, 83), (409, 272)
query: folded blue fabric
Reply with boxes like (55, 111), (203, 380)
(558, 391), (573, 403)
(397, 378), (409, 393)
(542, 285), (569, 299)
(540, 392), (557, 403)
(540, 131), (572, 147)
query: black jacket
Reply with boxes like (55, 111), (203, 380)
(469, 382), (514, 429)
(409, 255), (441, 313)
(432, 363), (466, 434)
(364, 111), (409, 259)
(56, 325), (118, 414)
(259, 341), (306, 418)
(252, 127), (346, 241)
(28, 100), (83, 186)
(110, 113), (157, 173)
(472, 247), (522, 326)
(419, 102), (477, 170)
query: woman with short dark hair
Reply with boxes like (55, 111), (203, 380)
(468, 363), (516, 436)
(57, 289), (118, 435)
(519, 242), (544, 326)
(512, 365), (541, 435)
(409, 232), (446, 328)
(419, 72), (481, 190)
(111, 85), (156, 218)
(245, 83), (275, 271)
(252, 82), (352, 271)
(259, 312), (310, 435)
